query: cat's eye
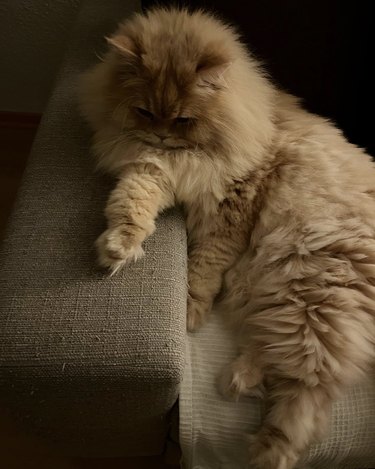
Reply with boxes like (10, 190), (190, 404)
(135, 107), (154, 120)
(175, 116), (192, 124)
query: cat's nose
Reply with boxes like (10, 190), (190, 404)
(155, 132), (169, 141)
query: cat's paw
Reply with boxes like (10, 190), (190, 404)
(218, 358), (264, 401)
(186, 297), (211, 332)
(96, 227), (144, 274)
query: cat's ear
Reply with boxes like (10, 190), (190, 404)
(106, 35), (138, 59)
(196, 52), (231, 89)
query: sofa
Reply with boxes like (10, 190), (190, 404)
(0, 0), (186, 458)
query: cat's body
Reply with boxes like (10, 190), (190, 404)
(80, 8), (375, 469)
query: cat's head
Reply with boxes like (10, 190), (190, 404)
(81, 8), (275, 173)
(87, 10), (246, 148)
(108, 9), (246, 152)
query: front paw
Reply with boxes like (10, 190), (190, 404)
(96, 226), (144, 274)
(186, 297), (211, 332)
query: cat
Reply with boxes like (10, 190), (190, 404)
(79, 8), (375, 469)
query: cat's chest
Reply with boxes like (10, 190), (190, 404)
(184, 183), (257, 241)
(173, 174), (223, 210)
(165, 151), (226, 206)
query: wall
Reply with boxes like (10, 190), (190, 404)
(0, 0), (81, 113)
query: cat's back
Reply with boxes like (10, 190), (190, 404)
(246, 91), (375, 255)
(267, 91), (375, 222)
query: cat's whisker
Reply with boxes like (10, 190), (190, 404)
(93, 48), (105, 62)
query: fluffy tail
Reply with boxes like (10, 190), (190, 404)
(249, 380), (332, 469)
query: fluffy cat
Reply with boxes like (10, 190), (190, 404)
(80, 8), (375, 469)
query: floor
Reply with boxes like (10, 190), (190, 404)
(0, 114), (180, 468)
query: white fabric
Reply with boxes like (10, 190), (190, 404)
(180, 313), (375, 469)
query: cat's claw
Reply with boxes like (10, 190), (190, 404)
(96, 227), (144, 274)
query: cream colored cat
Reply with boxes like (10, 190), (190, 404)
(80, 8), (375, 469)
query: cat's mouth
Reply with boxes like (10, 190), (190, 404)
(134, 131), (192, 150)
(141, 139), (190, 150)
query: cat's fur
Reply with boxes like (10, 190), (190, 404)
(80, 8), (375, 469)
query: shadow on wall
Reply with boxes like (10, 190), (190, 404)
(0, 0), (81, 114)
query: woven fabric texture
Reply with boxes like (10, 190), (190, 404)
(0, 0), (187, 457)
(180, 314), (375, 469)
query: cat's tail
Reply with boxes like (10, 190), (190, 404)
(248, 379), (332, 469)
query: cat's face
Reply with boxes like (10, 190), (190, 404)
(110, 61), (211, 150)
(105, 12), (234, 152)
(81, 9), (276, 177)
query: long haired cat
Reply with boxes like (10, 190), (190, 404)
(80, 8), (375, 469)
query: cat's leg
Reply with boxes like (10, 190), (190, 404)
(245, 251), (375, 468)
(218, 349), (265, 400)
(186, 177), (256, 331)
(96, 163), (173, 273)
(248, 380), (331, 469)
(187, 242), (224, 331)
(187, 238), (243, 331)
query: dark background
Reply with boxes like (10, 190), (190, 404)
(142, 0), (375, 156)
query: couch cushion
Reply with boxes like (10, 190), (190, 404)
(180, 314), (375, 469)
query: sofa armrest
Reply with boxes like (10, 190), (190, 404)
(0, 0), (187, 457)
